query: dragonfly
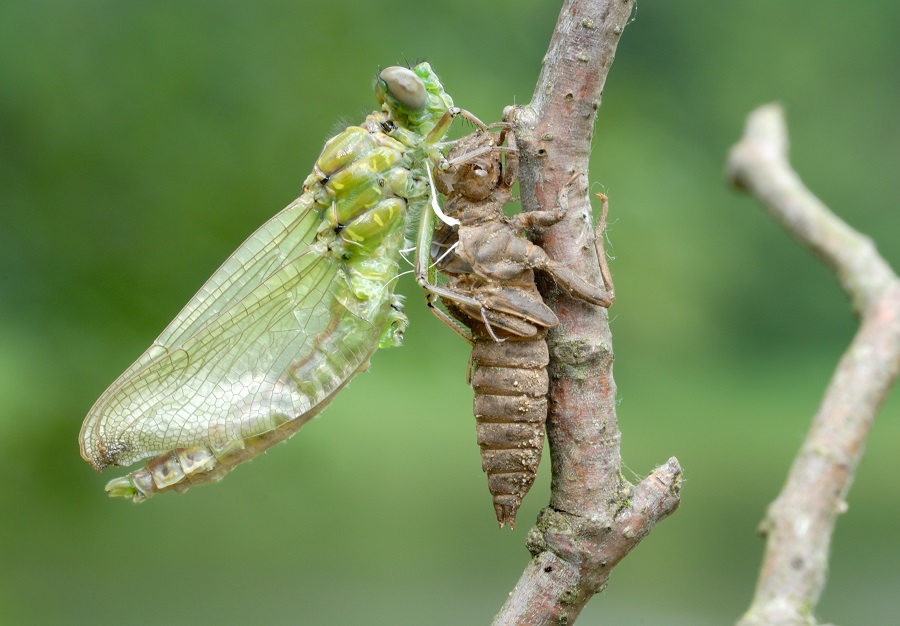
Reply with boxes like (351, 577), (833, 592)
(431, 130), (615, 528)
(79, 62), (490, 502)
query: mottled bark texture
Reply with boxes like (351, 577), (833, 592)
(728, 105), (900, 626)
(493, 1), (683, 624)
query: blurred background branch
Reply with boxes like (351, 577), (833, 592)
(728, 104), (900, 626)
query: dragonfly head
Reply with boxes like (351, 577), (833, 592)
(376, 63), (453, 137)
(378, 66), (428, 110)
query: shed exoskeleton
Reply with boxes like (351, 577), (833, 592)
(431, 130), (614, 528)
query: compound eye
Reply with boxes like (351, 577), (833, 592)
(379, 66), (427, 110)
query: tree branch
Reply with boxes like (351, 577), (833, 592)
(727, 104), (900, 626)
(494, 1), (682, 623)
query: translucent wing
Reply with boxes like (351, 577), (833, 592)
(80, 62), (454, 500)
(80, 193), (383, 470)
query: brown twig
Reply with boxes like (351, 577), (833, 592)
(727, 104), (900, 626)
(493, 1), (682, 624)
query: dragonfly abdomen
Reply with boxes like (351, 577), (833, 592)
(470, 327), (550, 528)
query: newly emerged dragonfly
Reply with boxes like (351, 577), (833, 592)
(80, 63), (487, 502)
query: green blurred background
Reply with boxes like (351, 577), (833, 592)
(2, 1), (898, 624)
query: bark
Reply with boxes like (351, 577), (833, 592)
(727, 104), (900, 626)
(492, 1), (683, 623)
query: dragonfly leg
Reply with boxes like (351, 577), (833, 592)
(418, 278), (509, 345)
(593, 191), (616, 302)
(413, 170), (471, 343)
(499, 125), (518, 188)
(423, 107), (489, 147)
(441, 144), (517, 170)
(542, 173), (616, 305)
(501, 174), (615, 308)
(425, 289), (475, 345)
(448, 107), (489, 131)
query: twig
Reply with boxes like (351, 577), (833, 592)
(727, 104), (900, 626)
(493, 1), (682, 624)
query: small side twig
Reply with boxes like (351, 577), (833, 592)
(727, 104), (900, 626)
(493, 1), (682, 624)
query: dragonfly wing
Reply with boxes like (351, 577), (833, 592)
(80, 194), (383, 470)
(158, 194), (321, 347)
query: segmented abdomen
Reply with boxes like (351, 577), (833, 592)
(468, 324), (549, 528)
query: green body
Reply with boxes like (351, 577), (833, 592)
(79, 63), (454, 501)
